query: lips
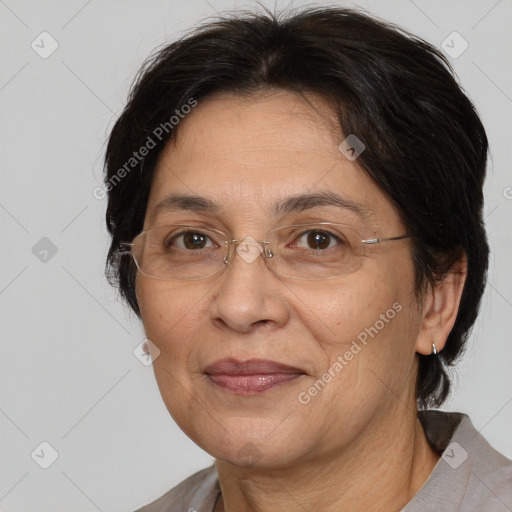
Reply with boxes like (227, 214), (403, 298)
(204, 358), (305, 394)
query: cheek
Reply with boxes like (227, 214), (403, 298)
(295, 273), (403, 349)
(283, 280), (419, 449)
(136, 278), (212, 427)
(136, 277), (207, 361)
(302, 261), (419, 385)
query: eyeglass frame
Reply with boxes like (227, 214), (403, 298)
(117, 222), (415, 281)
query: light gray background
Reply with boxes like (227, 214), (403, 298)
(1, 0), (511, 511)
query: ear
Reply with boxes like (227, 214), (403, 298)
(415, 254), (467, 356)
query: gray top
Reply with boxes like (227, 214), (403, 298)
(134, 411), (512, 511)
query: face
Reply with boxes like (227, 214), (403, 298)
(136, 90), (425, 468)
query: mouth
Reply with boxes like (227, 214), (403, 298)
(204, 358), (306, 395)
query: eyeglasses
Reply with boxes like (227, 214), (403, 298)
(117, 222), (414, 281)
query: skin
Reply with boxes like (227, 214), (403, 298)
(135, 89), (467, 512)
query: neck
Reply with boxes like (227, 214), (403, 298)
(214, 408), (439, 512)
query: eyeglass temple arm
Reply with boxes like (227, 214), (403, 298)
(117, 242), (133, 254)
(362, 233), (415, 245)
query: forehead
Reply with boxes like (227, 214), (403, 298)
(146, 90), (402, 232)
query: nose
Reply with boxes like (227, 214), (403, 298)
(208, 240), (289, 333)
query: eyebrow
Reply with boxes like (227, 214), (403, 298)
(273, 191), (373, 219)
(152, 191), (373, 220)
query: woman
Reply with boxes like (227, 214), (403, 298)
(103, 7), (512, 511)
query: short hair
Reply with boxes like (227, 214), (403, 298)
(103, 6), (489, 409)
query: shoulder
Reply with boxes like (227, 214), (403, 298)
(456, 413), (512, 509)
(405, 410), (512, 511)
(133, 464), (219, 512)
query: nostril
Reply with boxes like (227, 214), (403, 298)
(254, 319), (271, 327)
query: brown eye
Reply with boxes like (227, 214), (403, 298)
(293, 230), (340, 250)
(168, 231), (214, 250)
(306, 231), (332, 250)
